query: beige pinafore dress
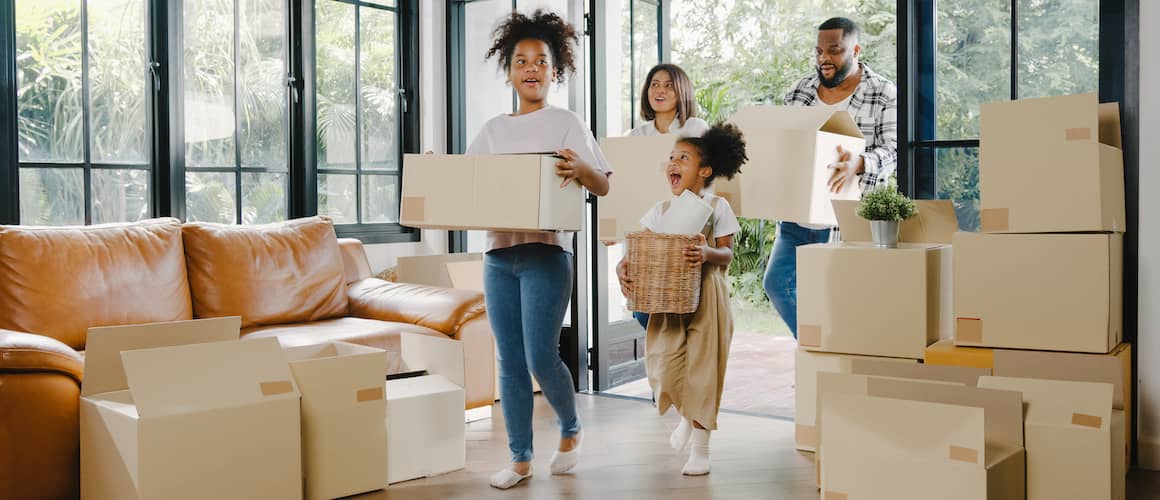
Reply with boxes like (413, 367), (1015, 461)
(644, 195), (734, 430)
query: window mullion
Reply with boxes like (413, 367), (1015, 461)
(81, 0), (93, 224)
(233, 0), (243, 224)
(354, 2), (363, 225)
(1010, 0), (1018, 100)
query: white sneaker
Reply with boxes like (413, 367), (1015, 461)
(549, 436), (582, 474)
(490, 468), (532, 489)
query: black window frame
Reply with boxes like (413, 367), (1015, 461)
(0, 0), (421, 246)
(305, 0), (420, 244)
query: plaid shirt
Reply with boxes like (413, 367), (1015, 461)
(783, 63), (898, 193)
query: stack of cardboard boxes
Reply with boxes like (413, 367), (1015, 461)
(798, 92), (1131, 500)
(81, 316), (468, 499)
(929, 92), (1129, 499)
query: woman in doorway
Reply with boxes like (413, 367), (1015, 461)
(469, 9), (613, 490)
(630, 63), (709, 137)
(626, 63), (708, 329)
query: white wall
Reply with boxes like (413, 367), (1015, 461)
(1137, 0), (1160, 470)
(360, 0), (449, 274)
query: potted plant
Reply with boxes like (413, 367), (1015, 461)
(856, 184), (918, 248)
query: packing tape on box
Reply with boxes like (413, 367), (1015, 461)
(357, 386), (385, 402)
(980, 208), (1009, 232)
(823, 491), (848, 500)
(402, 197), (425, 222)
(956, 318), (984, 344)
(1065, 127), (1093, 141)
(796, 424), (818, 449)
(1072, 413), (1103, 429)
(799, 325), (822, 348)
(260, 380), (294, 396)
(600, 218), (617, 239)
(949, 445), (979, 464)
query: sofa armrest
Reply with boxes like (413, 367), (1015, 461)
(338, 238), (374, 284)
(0, 329), (84, 384)
(348, 278), (486, 338)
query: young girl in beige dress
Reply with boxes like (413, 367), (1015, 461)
(617, 123), (747, 476)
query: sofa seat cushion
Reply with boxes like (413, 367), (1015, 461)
(0, 218), (192, 349)
(242, 317), (446, 374)
(183, 216), (349, 329)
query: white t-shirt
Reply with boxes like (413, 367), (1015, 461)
(466, 105), (612, 252)
(797, 93), (855, 231)
(629, 117), (709, 138)
(640, 193), (741, 240)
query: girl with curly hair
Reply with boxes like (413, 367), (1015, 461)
(468, 9), (612, 489)
(617, 123), (747, 476)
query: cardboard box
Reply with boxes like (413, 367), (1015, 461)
(807, 357), (989, 460)
(727, 105), (865, 224)
(80, 317), (302, 500)
(596, 135), (678, 240)
(818, 374), (1025, 500)
(953, 232), (1123, 353)
(979, 93), (1125, 233)
(793, 350), (916, 452)
(285, 342), (389, 500)
(926, 340), (1134, 469)
(387, 333), (467, 484)
(796, 200), (958, 359)
(395, 253), (483, 289)
(401, 154), (583, 231)
(978, 377), (1125, 500)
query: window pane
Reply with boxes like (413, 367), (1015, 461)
(16, 0), (83, 163)
(239, 0), (288, 169)
(671, 1), (897, 125)
(620, 4), (634, 134)
(360, 7), (398, 171)
(184, 0), (237, 167)
(92, 169), (150, 224)
(932, 146), (981, 232)
(936, 0), (1011, 139)
(1017, 0), (1098, 99)
(20, 168), (85, 225)
(632, 1), (659, 108)
(242, 172), (287, 224)
(606, 244), (634, 323)
(360, 174), (398, 223)
(316, 0), (357, 169)
(464, 0), (515, 143)
(89, 0), (148, 164)
(186, 171), (238, 223)
(318, 173), (357, 224)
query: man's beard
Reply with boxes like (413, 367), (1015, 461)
(817, 59), (855, 88)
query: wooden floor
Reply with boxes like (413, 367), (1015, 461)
(362, 394), (1160, 499)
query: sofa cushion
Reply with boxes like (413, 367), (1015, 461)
(0, 218), (192, 349)
(242, 317), (446, 374)
(182, 216), (349, 329)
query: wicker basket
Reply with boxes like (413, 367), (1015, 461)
(625, 231), (702, 314)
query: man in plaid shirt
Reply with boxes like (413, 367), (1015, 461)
(762, 16), (898, 338)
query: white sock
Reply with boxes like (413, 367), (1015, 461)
(682, 429), (711, 476)
(670, 417), (693, 451)
(490, 468), (532, 489)
(549, 435), (582, 474)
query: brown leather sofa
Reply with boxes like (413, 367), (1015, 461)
(0, 216), (495, 500)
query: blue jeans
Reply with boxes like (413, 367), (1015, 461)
(763, 222), (832, 338)
(632, 311), (649, 329)
(484, 243), (581, 463)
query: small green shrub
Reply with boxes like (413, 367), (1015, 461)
(857, 184), (918, 222)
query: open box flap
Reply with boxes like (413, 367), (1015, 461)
(833, 199), (958, 244)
